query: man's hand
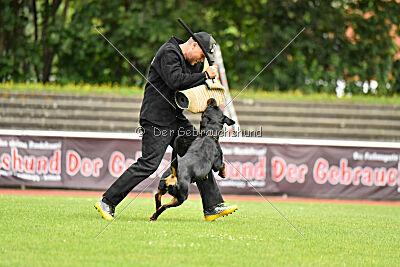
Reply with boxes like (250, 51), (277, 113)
(205, 66), (218, 79)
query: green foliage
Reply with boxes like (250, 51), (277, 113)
(1, 0), (400, 95)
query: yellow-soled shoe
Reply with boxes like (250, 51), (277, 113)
(204, 204), (238, 221)
(94, 199), (115, 221)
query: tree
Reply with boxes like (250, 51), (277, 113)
(1, 0), (399, 95)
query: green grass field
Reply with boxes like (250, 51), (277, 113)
(0, 194), (399, 266)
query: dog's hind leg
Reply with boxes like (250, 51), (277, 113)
(154, 189), (167, 211)
(156, 171), (169, 211)
(149, 182), (189, 221)
(156, 162), (178, 211)
(150, 197), (183, 221)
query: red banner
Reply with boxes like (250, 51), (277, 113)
(1, 131), (399, 200)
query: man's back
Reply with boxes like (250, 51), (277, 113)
(140, 36), (206, 126)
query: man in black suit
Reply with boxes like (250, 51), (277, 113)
(95, 32), (237, 221)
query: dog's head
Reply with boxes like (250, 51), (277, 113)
(200, 98), (235, 135)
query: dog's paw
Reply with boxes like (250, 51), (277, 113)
(219, 164), (226, 178)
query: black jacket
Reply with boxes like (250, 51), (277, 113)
(139, 36), (207, 126)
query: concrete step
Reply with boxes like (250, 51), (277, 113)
(2, 90), (143, 103)
(2, 97), (398, 121)
(2, 117), (399, 141)
(1, 107), (140, 122)
(4, 107), (399, 131)
(232, 105), (400, 120)
(239, 114), (400, 128)
(5, 90), (400, 111)
(232, 98), (400, 111)
(253, 125), (400, 141)
(0, 98), (139, 112)
(0, 117), (139, 132)
(2, 90), (400, 141)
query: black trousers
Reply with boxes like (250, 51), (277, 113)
(103, 118), (224, 210)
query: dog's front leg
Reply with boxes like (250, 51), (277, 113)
(213, 145), (226, 178)
(218, 163), (226, 178)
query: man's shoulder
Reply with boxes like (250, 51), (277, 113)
(160, 43), (178, 53)
(158, 40), (180, 57)
(154, 43), (184, 66)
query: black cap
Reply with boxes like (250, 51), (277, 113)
(193, 32), (216, 63)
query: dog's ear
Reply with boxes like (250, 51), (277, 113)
(207, 98), (217, 107)
(223, 115), (235, 126)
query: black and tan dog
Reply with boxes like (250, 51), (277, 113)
(150, 98), (235, 221)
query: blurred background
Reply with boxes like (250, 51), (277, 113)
(1, 0), (399, 96)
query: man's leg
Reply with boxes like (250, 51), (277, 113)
(196, 171), (224, 209)
(96, 122), (173, 220)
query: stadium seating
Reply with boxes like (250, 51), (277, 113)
(1, 90), (400, 141)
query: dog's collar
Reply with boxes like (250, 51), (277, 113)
(199, 131), (219, 144)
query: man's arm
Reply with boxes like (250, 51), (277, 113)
(159, 49), (206, 91)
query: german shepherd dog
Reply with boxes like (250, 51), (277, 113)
(150, 98), (235, 221)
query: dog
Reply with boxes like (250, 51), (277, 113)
(149, 98), (235, 221)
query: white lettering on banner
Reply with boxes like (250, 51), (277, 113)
(0, 139), (8, 147)
(0, 170), (12, 176)
(15, 172), (40, 182)
(219, 180), (247, 188)
(222, 147), (267, 156)
(28, 140), (61, 150)
(364, 152), (398, 163)
(8, 140), (27, 149)
(249, 180), (266, 187)
(353, 152), (364, 160)
(43, 174), (61, 181)
(271, 156), (308, 184)
(313, 157), (400, 187)
(353, 151), (399, 163)
(66, 150), (103, 178)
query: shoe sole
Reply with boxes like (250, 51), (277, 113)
(94, 202), (114, 221)
(204, 205), (238, 221)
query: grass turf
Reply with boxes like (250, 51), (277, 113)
(0, 194), (399, 266)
